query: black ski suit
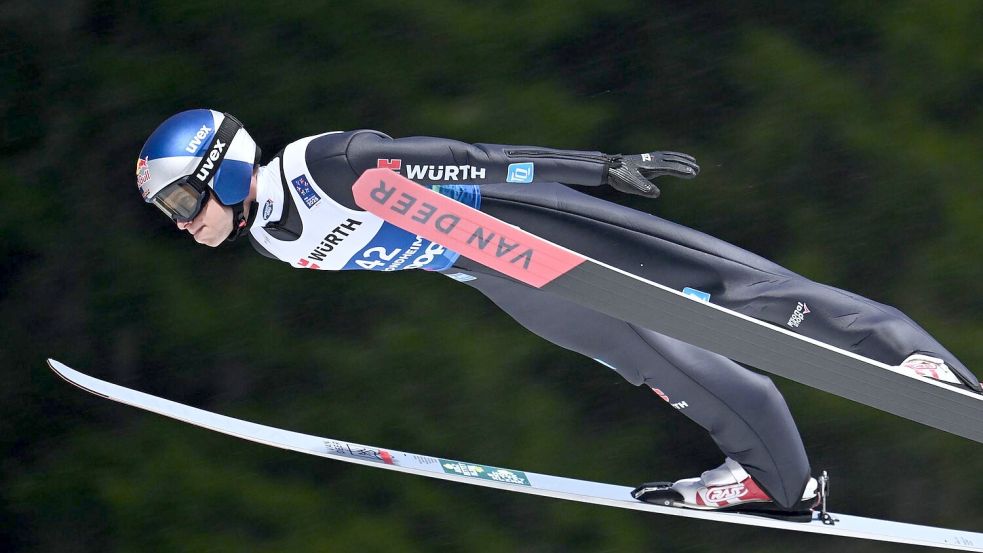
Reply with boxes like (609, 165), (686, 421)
(248, 130), (979, 509)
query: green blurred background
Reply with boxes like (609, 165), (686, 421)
(2, 1), (981, 551)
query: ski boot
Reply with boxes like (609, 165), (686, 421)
(631, 458), (819, 522)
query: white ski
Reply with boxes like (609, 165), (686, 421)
(49, 359), (983, 551)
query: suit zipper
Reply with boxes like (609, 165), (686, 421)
(505, 149), (616, 165)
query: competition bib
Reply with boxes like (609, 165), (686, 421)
(250, 134), (480, 272)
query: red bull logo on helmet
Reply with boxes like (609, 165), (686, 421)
(135, 156), (151, 196)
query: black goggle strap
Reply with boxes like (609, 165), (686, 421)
(186, 113), (243, 193)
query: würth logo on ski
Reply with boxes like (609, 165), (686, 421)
(352, 168), (586, 287)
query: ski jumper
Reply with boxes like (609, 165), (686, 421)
(247, 130), (978, 509)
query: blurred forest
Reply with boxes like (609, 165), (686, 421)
(2, 1), (981, 552)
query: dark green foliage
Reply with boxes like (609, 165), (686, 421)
(1, 1), (980, 551)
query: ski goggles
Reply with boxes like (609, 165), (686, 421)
(150, 113), (243, 223)
(151, 177), (211, 223)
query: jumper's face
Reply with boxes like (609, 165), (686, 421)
(175, 195), (233, 247)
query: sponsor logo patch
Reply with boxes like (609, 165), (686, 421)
(376, 158), (485, 181)
(506, 162), (534, 183)
(262, 198), (274, 220)
(704, 483), (748, 503)
(377, 158), (402, 171)
(323, 439), (395, 465)
(291, 174), (321, 208)
(306, 218), (363, 262)
(787, 301), (811, 328)
(440, 459), (530, 486)
(406, 164), (486, 181)
(135, 156), (151, 194)
(185, 124), (212, 154)
(651, 387), (671, 402)
(195, 138), (227, 182)
(650, 387), (688, 410)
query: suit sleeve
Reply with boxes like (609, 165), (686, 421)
(344, 130), (612, 187)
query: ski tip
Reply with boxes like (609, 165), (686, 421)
(47, 358), (76, 382)
(46, 359), (112, 399)
(47, 358), (76, 387)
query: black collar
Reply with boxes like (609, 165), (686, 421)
(260, 153), (303, 241)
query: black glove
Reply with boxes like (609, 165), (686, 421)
(607, 151), (700, 198)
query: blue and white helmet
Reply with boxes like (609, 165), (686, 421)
(136, 109), (260, 221)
